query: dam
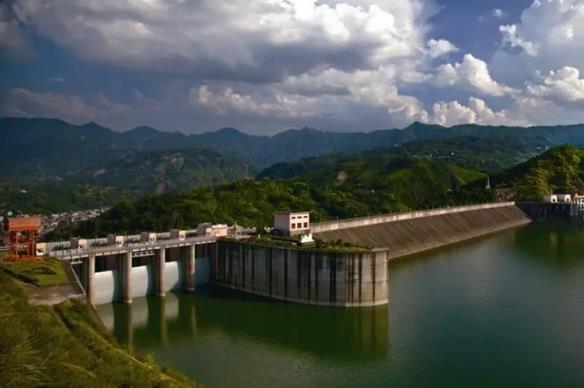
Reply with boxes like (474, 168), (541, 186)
(312, 202), (532, 260)
(42, 201), (543, 307)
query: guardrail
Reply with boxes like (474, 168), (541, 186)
(50, 236), (218, 260)
(311, 202), (517, 233)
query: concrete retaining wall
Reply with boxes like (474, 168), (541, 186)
(212, 240), (388, 307)
(315, 204), (531, 261)
(312, 202), (517, 233)
(516, 202), (581, 220)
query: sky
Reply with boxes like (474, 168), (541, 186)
(2, 0), (584, 135)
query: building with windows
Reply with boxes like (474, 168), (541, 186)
(544, 194), (574, 203)
(196, 223), (229, 238)
(273, 211), (310, 236)
(543, 194), (559, 203)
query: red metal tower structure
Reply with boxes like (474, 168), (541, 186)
(3, 217), (41, 259)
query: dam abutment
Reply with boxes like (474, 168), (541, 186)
(212, 240), (389, 307)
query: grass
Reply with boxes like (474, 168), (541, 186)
(0, 269), (197, 387)
(245, 235), (370, 254)
(0, 257), (70, 287)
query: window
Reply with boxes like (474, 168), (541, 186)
(291, 223), (296, 229)
(303, 222), (308, 228)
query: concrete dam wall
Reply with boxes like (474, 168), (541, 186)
(314, 203), (531, 261)
(212, 240), (389, 307)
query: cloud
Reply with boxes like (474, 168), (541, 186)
(192, 65), (429, 127)
(0, 2), (32, 56)
(9, 0), (584, 132)
(10, 0), (428, 82)
(425, 39), (459, 59)
(525, 66), (584, 102)
(430, 97), (524, 127)
(499, 24), (539, 56)
(0, 88), (151, 129)
(492, 8), (506, 19)
(479, 8), (507, 22)
(1, 88), (100, 122)
(434, 54), (513, 97)
(492, 0), (584, 84)
(193, 85), (311, 119)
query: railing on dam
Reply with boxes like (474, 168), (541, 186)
(311, 202), (517, 233)
(52, 236), (217, 260)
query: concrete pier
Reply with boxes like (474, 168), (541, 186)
(86, 254), (95, 305)
(184, 245), (196, 292)
(121, 251), (133, 304)
(155, 248), (166, 297)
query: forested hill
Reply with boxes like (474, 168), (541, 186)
(260, 135), (550, 179)
(49, 153), (486, 238)
(71, 148), (257, 193)
(0, 118), (256, 192)
(493, 146), (584, 201)
(2, 117), (584, 172)
(52, 145), (584, 238)
(0, 182), (136, 214)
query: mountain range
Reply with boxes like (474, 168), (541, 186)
(3, 117), (584, 174)
(3, 116), (584, 215)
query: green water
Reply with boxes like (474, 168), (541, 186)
(97, 222), (584, 387)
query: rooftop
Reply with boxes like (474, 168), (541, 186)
(274, 211), (310, 215)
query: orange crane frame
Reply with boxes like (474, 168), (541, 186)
(3, 217), (41, 260)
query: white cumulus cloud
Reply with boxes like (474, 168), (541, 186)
(430, 97), (524, 127)
(526, 66), (584, 102)
(434, 54), (513, 97)
(492, 0), (584, 84)
(425, 39), (459, 58)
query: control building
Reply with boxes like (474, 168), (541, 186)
(273, 211), (310, 236)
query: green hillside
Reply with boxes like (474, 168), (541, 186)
(0, 182), (136, 214)
(493, 145), (584, 201)
(74, 148), (257, 193)
(401, 136), (550, 173)
(0, 269), (196, 387)
(260, 135), (550, 179)
(51, 152), (486, 238)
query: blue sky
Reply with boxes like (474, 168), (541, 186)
(1, 0), (584, 134)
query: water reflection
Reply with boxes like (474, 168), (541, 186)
(511, 221), (584, 267)
(97, 287), (390, 361)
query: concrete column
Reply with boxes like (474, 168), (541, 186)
(155, 248), (166, 297)
(183, 244), (196, 292)
(86, 254), (96, 305)
(120, 250), (133, 304)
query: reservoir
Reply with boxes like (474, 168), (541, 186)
(96, 222), (584, 387)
